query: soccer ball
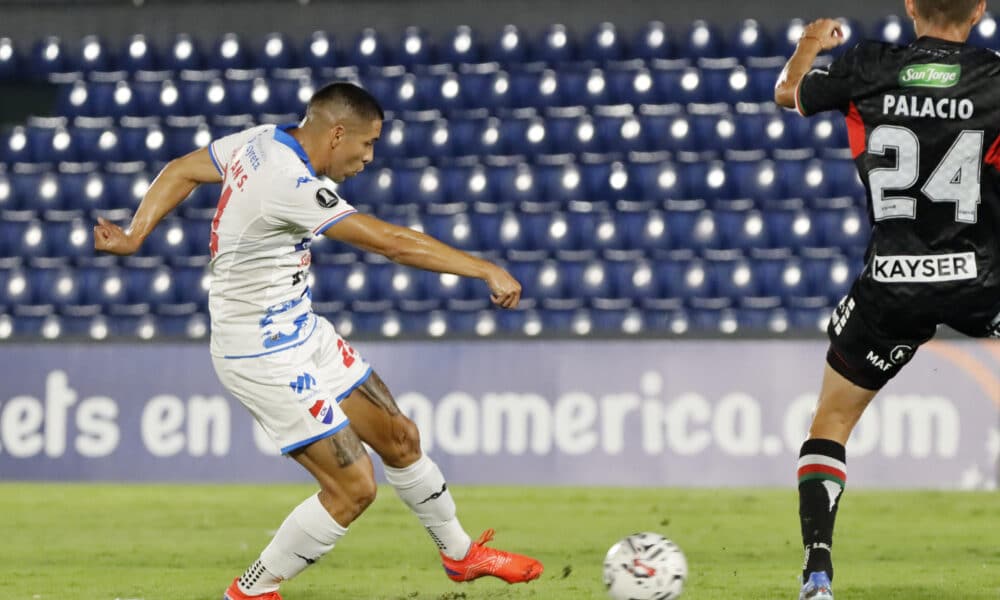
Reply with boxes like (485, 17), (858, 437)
(602, 532), (687, 600)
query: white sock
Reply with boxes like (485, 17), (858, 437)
(383, 454), (472, 560)
(238, 492), (349, 595)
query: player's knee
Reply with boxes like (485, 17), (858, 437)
(388, 415), (422, 465)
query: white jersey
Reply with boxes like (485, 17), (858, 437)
(205, 124), (356, 358)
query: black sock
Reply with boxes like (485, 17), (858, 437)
(797, 438), (846, 581)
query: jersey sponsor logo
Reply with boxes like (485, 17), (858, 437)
(890, 344), (914, 364)
(830, 296), (855, 336)
(882, 95), (974, 119)
(315, 187), (341, 208)
(866, 351), (895, 372)
(307, 398), (335, 424)
(289, 372), (317, 394)
(871, 252), (977, 283)
(899, 63), (961, 88)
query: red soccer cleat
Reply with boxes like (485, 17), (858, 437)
(223, 578), (283, 600)
(441, 529), (544, 584)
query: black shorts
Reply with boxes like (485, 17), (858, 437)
(826, 277), (1000, 391)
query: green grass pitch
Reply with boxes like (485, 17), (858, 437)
(1, 484), (998, 599)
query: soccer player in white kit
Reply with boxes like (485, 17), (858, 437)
(94, 82), (543, 599)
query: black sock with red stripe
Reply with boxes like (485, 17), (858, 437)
(798, 438), (847, 582)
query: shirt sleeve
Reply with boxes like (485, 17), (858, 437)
(208, 125), (270, 175)
(267, 172), (358, 235)
(795, 46), (859, 116)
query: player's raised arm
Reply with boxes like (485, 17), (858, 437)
(93, 146), (222, 256)
(775, 19), (847, 109)
(324, 212), (521, 308)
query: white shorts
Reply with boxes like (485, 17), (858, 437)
(212, 316), (371, 454)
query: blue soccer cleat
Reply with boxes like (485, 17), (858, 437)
(798, 571), (833, 600)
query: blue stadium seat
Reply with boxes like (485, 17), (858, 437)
(48, 219), (94, 261)
(596, 113), (645, 154)
(227, 77), (279, 115)
(442, 164), (493, 204)
(537, 161), (585, 205)
(395, 166), (446, 208)
(710, 256), (761, 299)
(166, 119), (212, 157)
(510, 70), (561, 109)
(815, 206), (868, 251)
(765, 208), (817, 250)
(617, 208), (671, 252)
(166, 34), (204, 71)
(535, 24), (577, 64)
(632, 160), (686, 201)
(33, 266), (82, 308)
(651, 66), (706, 105)
(683, 20), (725, 59)
(632, 21), (674, 60)
(561, 68), (612, 106)
(172, 265), (211, 309)
(608, 256), (655, 300)
(423, 212), (476, 253)
(970, 13), (999, 48)
(78, 266), (126, 309)
(270, 72), (312, 114)
(74, 35), (112, 73)
(1, 267), (33, 306)
(473, 208), (528, 252)
(717, 208), (768, 251)
(728, 19), (773, 59)
(489, 25), (532, 65)
(377, 73), (422, 113)
(105, 164), (152, 212)
(501, 116), (550, 157)
(734, 110), (795, 153)
(30, 36), (69, 79)
(118, 34), (159, 72)
(1, 125), (32, 163)
(582, 22), (625, 63)
(9, 219), (50, 260)
(753, 254), (808, 301)
(0, 171), (16, 213)
(208, 33), (249, 71)
(824, 158), (866, 199)
(179, 76), (231, 117)
(460, 70), (512, 112)
(351, 167), (396, 208)
(682, 160), (736, 203)
(803, 254), (854, 302)
(776, 158), (829, 202)
(492, 163), (541, 205)
(120, 122), (170, 163)
(873, 15), (914, 45)
(395, 27), (434, 67)
(10, 170), (63, 216)
(658, 257), (711, 299)
(407, 118), (453, 162)
(582, 161), (633, 202)
(608, 66), (660, 105)
(23, 118), (71, 163)
(133, 77), (185, 118)
(419, 72), (465, 114)
(441, 25), (482, 65)
(316, 263), (374, 304)
(666, 206), (720, 252)
(548, 113), (602, 155)
(567, 260), (612, 299)
(691, 112), (738, 154)
(0, 37), (22, 81)
(776, 19), (807, 58)
(302, 31), (337, 71)
(257, 33), (298, 71)
(349, 28), (388, 68)
(141, 219), (191, 258)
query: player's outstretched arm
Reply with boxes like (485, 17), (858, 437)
(94, 147), (222, 256)
(775, 19), (847, 109)
(324, 213), (521, 308)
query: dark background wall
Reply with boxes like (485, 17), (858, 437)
(1, 0), (906, 46)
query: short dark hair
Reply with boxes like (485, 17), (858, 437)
(913, 0), (981, 25)
(308, 82), (384, 122)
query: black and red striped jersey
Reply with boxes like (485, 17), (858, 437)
(797, 36), (1000, 294)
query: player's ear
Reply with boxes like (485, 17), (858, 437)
(973, 0), (987, 25)
(329, 123), (346, 149)
(904, 0), (918, 21)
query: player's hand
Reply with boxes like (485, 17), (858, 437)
(93, 217), (140, 256)
(484, 265), (521, 309)
(800, 18), (847, 51)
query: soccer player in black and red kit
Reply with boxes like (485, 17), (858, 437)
(775, 1), (999, 598)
